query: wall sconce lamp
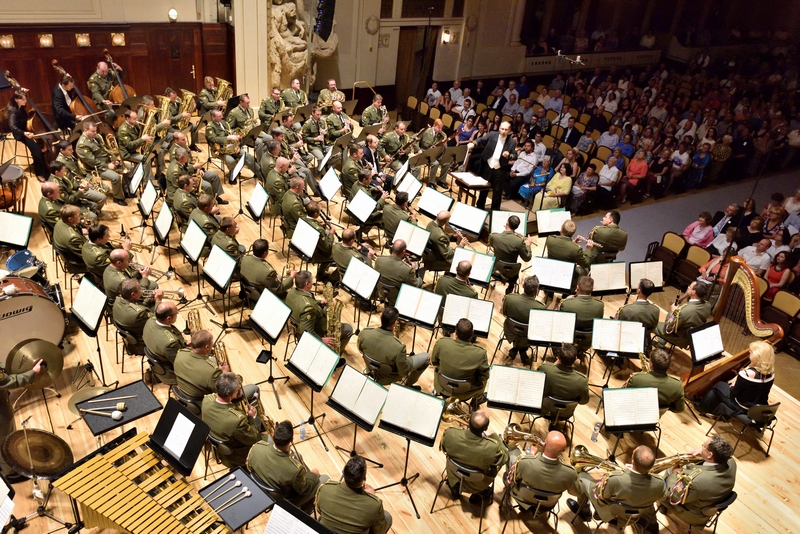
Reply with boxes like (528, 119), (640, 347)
(111, 33), (126, 46)
(442, 30), (451, 44)
(168, 8), (178, 22)
(0, 35), (14, 49)
(75, 34), (91, 47)
(38, 34), (54, 48)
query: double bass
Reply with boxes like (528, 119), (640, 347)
(103, 49), (136, 128)
(4, 70), (61, 166)
(51, 60), (112, 136)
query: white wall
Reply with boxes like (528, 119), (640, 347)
(0, 0), (215, 23)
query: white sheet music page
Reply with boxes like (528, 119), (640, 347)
(528, 309), (576, 343)
(290, 218), (321, 259)
(451, 171), (489, 187)
(604, 388), (659, 428)
(472, 253), (496, 283)
(203, 245), (237, 289)
(442, 294), (472, 326)
(72, 278), (106, 330)
(0, 212), (33, 247)
(449, 247), (476, 275)
(487, 365), (522, 405)
(155, 203), (174, 241)
(248, 182), (269, 218)
(319, 167), (342, 200)
(417, 187), (454, 217)
(394, 159), (410, 185)
(181, 219), (207, 262)
(231, 151), (246, 181)
(592, 319), (622, 352)
(264, 503), (317, 534)
(394, 284), (421, 321)
(140, 180), (158, 217)
(691, 324), (725, 363)
(381, 385), (443, 439)
(128, 162), (144, 194)
(394, 220), (429, 256)
(450, 202), (488, 235)
(0, 496), (13, 529)
(397, 173), (423, 201)
(331, 365), (366, 412)
(251, 290), (291, 339)
(619, 322), (645, 354)
(307, 343), (340, 388)
(348, 189), (378, 224)
(590, 262), (628, 292)
(490, 210), (528, 235)
(353, 377), (389, 425)
(342, 257), (380, 300)
(514, 370), (546, 409)
(528, 256), (574, 291)
(630, 261), (664, 288)
(163, 412), (194, 459)
(536, 209), (571, 234)
(289, 332), (321, 375)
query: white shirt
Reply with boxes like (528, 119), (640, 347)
(488, 135), (507, 170)
(671, 150), (690, 170)
(739, 246), (771, 272)
(511, 150), (537, 176)
(532, 141), (547, 160)
(59, 85), (73, 107)
(502, 101), (521, 116)
(449, 87), (463, 102)
(522, 107), (535, 124)
(503, 88), (519, 101)
(556, 112), (573, 128)
(425, 88), (441, 108)
(598, 165), (620, 191)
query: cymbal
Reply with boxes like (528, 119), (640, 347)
(1, 428), (73, 480)
(5, 340), (64, 390)
(68, 387), (113, 417)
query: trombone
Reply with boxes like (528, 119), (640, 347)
(142, 288), (185, 300)
(109, 238), (153, 253)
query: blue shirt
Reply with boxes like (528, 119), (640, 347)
(544, 98), (563, 112)
(615, 142), (635, 158)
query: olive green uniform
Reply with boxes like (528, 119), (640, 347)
(341, 156), (363, 199)
(265, 169), (287, 216)
(662, 459), (737, 525)
(206, 119), (257, 173)
(301, 117), (327, 160)
(211, 231), (243, 263)
(378, 131), (409, 172)
(112, 296), (151, 354)
(189, 209), (220, 257)
(431, 337), (489, 401)
(539, 362), (590, 410)
(655, 300), (712, 348)
(316, 480), (391, 534)
(143, 318), (183, 382)
(509, 452), (577, 507)
(412, 128), (448, 185)
(240, 255), (292, 298)
(357, 327), (428, 386)
(317, 89), (345, 113)
(76, 134), (125, 200)
(360, 105), (384, 127)
(116, 121), (146, 161)
(169, 143), (221, 197)
(198, 87), (220, 113)
(441, 427), (508, 494)
(38, 197), (65, 231)
(87, 72), (116, 109)
(546, 234), (590, 282)
(0, 368), (36, 475)
(575, 468), (664, 523)
(258, 97), (283, 125)
(50, 172), (102, 213)
(502, 293), (545, 349)
(174, 348), (221, 399)
(173, 189), (198, 232)
(332, 243), (372, 282)
(281, 190), (305, 238)
(53, 220), (87, 267)
(304, 216), (335, 265)
(324, 111), (351, 144)
(559, 294), (604, 350)
(281, 88), (308, 109)
(103, 265), (156, 302)
(628, 371), (685, 412)
(382, 203), (412, 241)
(81, 241), (113, 278)
(165, 158), (192, 205)
(57, 153), (109, 207)
(617, 299), (660, 332)
(434, 275), (478, 305)
(247, 441), (322, 509)
(374, 255), (421, 303)
(423, 221), (456, 273)
(587, 224), (628, 263)
(201, 394), (265, 468)
(285, 287), (353, 352)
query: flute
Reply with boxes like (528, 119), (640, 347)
(450, 224), (476, 251)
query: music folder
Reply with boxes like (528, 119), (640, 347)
(441, 294), (494, 338)
(332, 132), (353, 155)
(327, 365), (388, 431)
(535, 208), (571, 236)
(70, 277), (107, 336)
(603, 387), (660, 433)
(526, 256), (575, 293)
(394, 283), (442, 329)
(592, 319), (645, 355)
(393, 159), (410, 185)
(127, 161), (145, 196)
(318, 146), (334, 171)
(590, 262), (629, 295)
(202, 245), (237, 293)
(417, 186), (454, 220)
(230, 147), (247, 178)
(629, 260), (664, 290)
(290, 217), (321, 260)
(688, 322), (725, 367)
(449, 247), (496, 285)
(396, 173), (423, 202)
(487, 365), (546, 414)
(393, 220), (430, 257)
(0, 212), (33, 249)
(249, 289), (292, 345)
(149, 398), (209, 477)
(527, 309), (576, 344)
(490, 210), (528, 236)
(379, 384), (445, 447)
(265, 501), (336, 534)
(450, 201), (488, 237)
(286, 332), (340, 391)
(246, 182), (270, 221)
(450, 171), (489, 188)
(180, 219), (208, 263)
(139, 179), (158, 218)
(154, 203), (174, 243)
(342, 256), (380, 301)
(347, 189), (378, 224)
(318, 167), (342, 201)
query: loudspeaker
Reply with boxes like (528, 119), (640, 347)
(314, 0), (336, 42)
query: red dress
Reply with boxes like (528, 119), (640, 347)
(764, 265), (786, 301)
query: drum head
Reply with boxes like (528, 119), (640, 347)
(6, 250), (34, 271)
(0, 279), (65, 366)
(1, 429), (73, 480)
(5, 340), (64, 390)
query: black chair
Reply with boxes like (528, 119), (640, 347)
(203, 434), (233, 480)
(644, 231), (687, 284)
(500, 483), (560, 532)
(706, 402), (780, 457)
(53, 248), (88, 300)
(113, 322), (145, 375)
(491, 317), (531, 365)
(170, 385), (202, 416)
(430, 456), (496, 534)
(489, 260), (521, 296)
(361, 352), (396, 385)
(143, 346), (177, 389)
(686, 491), (737, 534)
(530, 396), (579, 454)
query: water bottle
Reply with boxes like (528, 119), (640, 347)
(591, 422), (601, 442)
(299, 422), (307, 441)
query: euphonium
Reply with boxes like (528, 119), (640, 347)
(441, 398), (472, 427)
(570, 445), (623, 473)
(109, 238), (153, 253)
(323, 282), (344, 354)
(177, 89), (197, 130)
(139, 104), (159, 156)
(211, 340), (228, 368)
(142, 288), (185, 300)
(185, 309), (203, 335)
(215, 78), (233, 109)
(639, 352), (651, 373)
(130, 261), (173, 280)
(502, 423), (546, 448)
(281, 261), (296, 280)
(104, 134), (126, 171)
(650, 452), (703, 474)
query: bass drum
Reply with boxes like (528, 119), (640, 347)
(0, 277), (65, 366)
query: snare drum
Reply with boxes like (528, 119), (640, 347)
(0, 277), (65, 366)
(5, 249), (48, 287)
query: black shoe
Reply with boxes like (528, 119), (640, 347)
(567, 498), (592, 521)
(468, 493), (485, 505)
(124, 191), (136, 199)
(507, 348), (518, 361)
(114, 199), (128, 206)
(450, 482), (462, 500)
(336, 357), (346, 369)
(228, 175), (237, 185)
(189, 144), (202, 152)
(409, 385), (422, 391)
(520, 351), (531, 366)
(216, 196), (229, 205)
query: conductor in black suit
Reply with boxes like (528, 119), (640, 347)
(51, 75), (85, 132)
(469, 121), (516, 211)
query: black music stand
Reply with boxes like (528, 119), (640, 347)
(180, 219), (215, 315)
(70, 278), (118, 388)
(203, 245), (247, 336)
(440, 144), (469, 176)
(149, 398), (209, 476)
(75, 380), (162, 436)
(354, 124), (383, 143)
(683, 322), (726, 424)
(222, 95), (241, 120)
(154, 204), (190, 288)
(245, 182), (270, 238)
(331, 132), (353, 158)
(240, 123), (265, 149)
(0, 212), (33, 253)
(248, 289), (292, 409)
(200, 467), (274, 531)
(228, 151), (248, 218)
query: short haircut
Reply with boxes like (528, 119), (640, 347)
(290, 176), (305, 190)
(649, 348), (671, 373)
(348, 144), (361, 157)
(215, 372), (240, 398)
(372, 93), (383, 102)
(305, 201), (320, 218)
(561, 220), (577, 237)
(358, 168), (372, 182)
(219, 217), (234, 231)
(272, 420), (293, 447)
(456, 318), (474, 341)
(60, 204), (80, 221)
(577, 275), (594, 294)
(381, 306), (399, 329)
(706, 436), (733, 464)
(270, 127), (284, 138)
(390, 240), (407, 256)
(88, 224), (109, 243)
(455, 260), (472, 278)
(190, 330), (213, 349)
(468, 411), (490, 437)
(174, 146), (188, 160)
(197, 193), (215, 210)
(155, 302), (175, 321)
(343, 456), (367, 488)
(556, 344), (577, 366)
(252, 239), (269, 257)
(523, 275), (539, 296)
(395, 191), (409, 206)
(693, 282), (709, 300)
(638, 278), (655, 297)
(632, 445), (655, 472)
(49, 160), (65, 174)
(507, 215), (520, 230)
(120, 278), (140, 300)
(56, 140), (71, 152)
(608, 210), (621, 224)
(177, 175), (191, 189)
(342, 228), (356, 243)
(295, 270), (313, 289)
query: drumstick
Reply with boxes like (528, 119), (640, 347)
(89, 402), (127, 411)
(207, 481), (242, 504)
(80, 409), (123, 421)
(213, 488), (249, 512)
(204, 474), (236, 501)
(215, 491), (251, 513)
(87, 395), (136, 403)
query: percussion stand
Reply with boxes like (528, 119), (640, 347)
(12, 388), (58, 433)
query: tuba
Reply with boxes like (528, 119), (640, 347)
(441, 398), (472, 427)
(650, 452), (703, 474)
(502, 423), (546, 448)
(215, 78), (233, 109)
(104, 134), (125, 168)
(176, 89), (197, 130)
(570, 445), (623, 473)
(323, 282), (344, 354)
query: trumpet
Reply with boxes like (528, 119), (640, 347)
(109, 238), (153, 253)
(503, 423), (546, 448)
(142, 288), (185, 300)
(130, 261), (173, 280)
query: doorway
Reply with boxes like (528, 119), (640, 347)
(394, 26), (438, 118)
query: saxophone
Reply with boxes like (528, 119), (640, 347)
(323, 282), (344, 354)
(177, 89), (197, 130)
(250, 392), (276, 436)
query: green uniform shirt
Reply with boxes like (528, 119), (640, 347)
(166, 158), (191, 205)
(206, 119), (232, 146)
(301, 118), (326, 151)
(510, 452), (577, 500)
(502, 293), (545, 347)
(333, 243), (371, 281)
(175, 348), (221, 398)
(617, 299), (660, 332)
(304, 217), (334, 263)
(81, 241), (113, 278)
(356, 327), (412, 385)
(378, 131), (409, 160)
(539, 362), (590, 405)
(382, 203), (412, 240)
(587, 224), (628, 262)
(38, 197), (64, 231)
(143, 317), (184, 366)
(415, 128), (446, 151)
(559, 294), (604, 330)
(247, 441), (319, 504)
(198, 87), (219, 112)
(324, 111), (351, 143)
(434, 275), (478, 301)
(76, 134), (111, 172)
(490, 230), (533, 264)
(50, 172), (82, 205)
(281, 191), (305, 238)
(226, 105), (254, 132)
(201, 394), (262, 468)
(259, 97), (284, 125)
(56, 153), (87, 181)
(189, 209), (220, 238)
(424, 221), (455, 271)
(103, 264), (154, 302)
(285, 287), (326, 337)
(240, 255), (292, 297)
(211, 231), (243, 262)
(117, 122), (144, 160)
(53, 220), (87, 264)
(441, 427), (509, 493)
(317, 89), (345, 112)
(655, 300), (712, 347)
(589, 469), (664, 517)
(628, 371), (685, 412)
(87, 72), (116, 107)
(316, 480), (389, 534)
(360, 104), (384, 127)
(173, 189), (198, 232)
(374, 256), (417, 302)
(546, 234), (590, 269)
(112, 296), (151, 354)
(281, 88), (308, 109)
(341, 157), (363, 199)
(431, 337), (489, 400)
(664, 459), (736, 525)
(266, 169), (287, 216)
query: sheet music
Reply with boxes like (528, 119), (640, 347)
(691, 324), (725, 363)
(290, 218), (321, 259)
(417, 187), (454, 217)
(330, 365), (364, 414)
(248, 182), (269, 218)
(487, 365), (545, 409)
(155, 203), (174, 241)
(590, 262), (628, 292)
(342, 257), (380, 300)
(264, 503), (318, 534)
(0, 212), (33, 247)
(592, 319), (645, 353)
(354, 378), (388, 424)
(381, 385), (443, 439)
(331, 365), (388, 425)
(451, 171), (489, 187)
(231, 151), (246, 182)
(251, 290), (291, 339)
(535, 209), (571, 234)
(490, 210), (528, 235)
(290, 332), (340, 387)
(619, 322), (645, 354)
(450, 202), (488, 235)
(319, 167), (341, 200)
(630, 261), (664, 288)
(128, 162), (144, 194)
(527, 309), (576, 343)
(395, 284), (442, 326)
(396, 173), (423, 201)
(181, 219), (207, 262)
(442, 294), (494, 333)
(604, 388), (659, 428)
(393, 160), (410, 185)
(449, 247), (496, 283)
(0, 496), (13, 528)
(527, 256), (574, 291)
(394, 220), (430, 256)
(163, 412), (194, 459)
(203, 245), (237, 289)
(318, 146), (333, 171)
(140, 180), (158, 217)
(348, 189), (378, 224)
(72, 278), (106, 330)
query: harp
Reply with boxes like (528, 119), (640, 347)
(683, 257), (783, 398)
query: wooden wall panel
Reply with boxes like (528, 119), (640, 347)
(0, 22), (232, 113)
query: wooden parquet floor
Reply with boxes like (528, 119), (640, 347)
(2, 140), (799, 534)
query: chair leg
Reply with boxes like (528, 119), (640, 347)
(430, 470), (448, 513)
(766, 425), (775, 456)
(706, 416), (722, 436)
(491, 334), (506, 365)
